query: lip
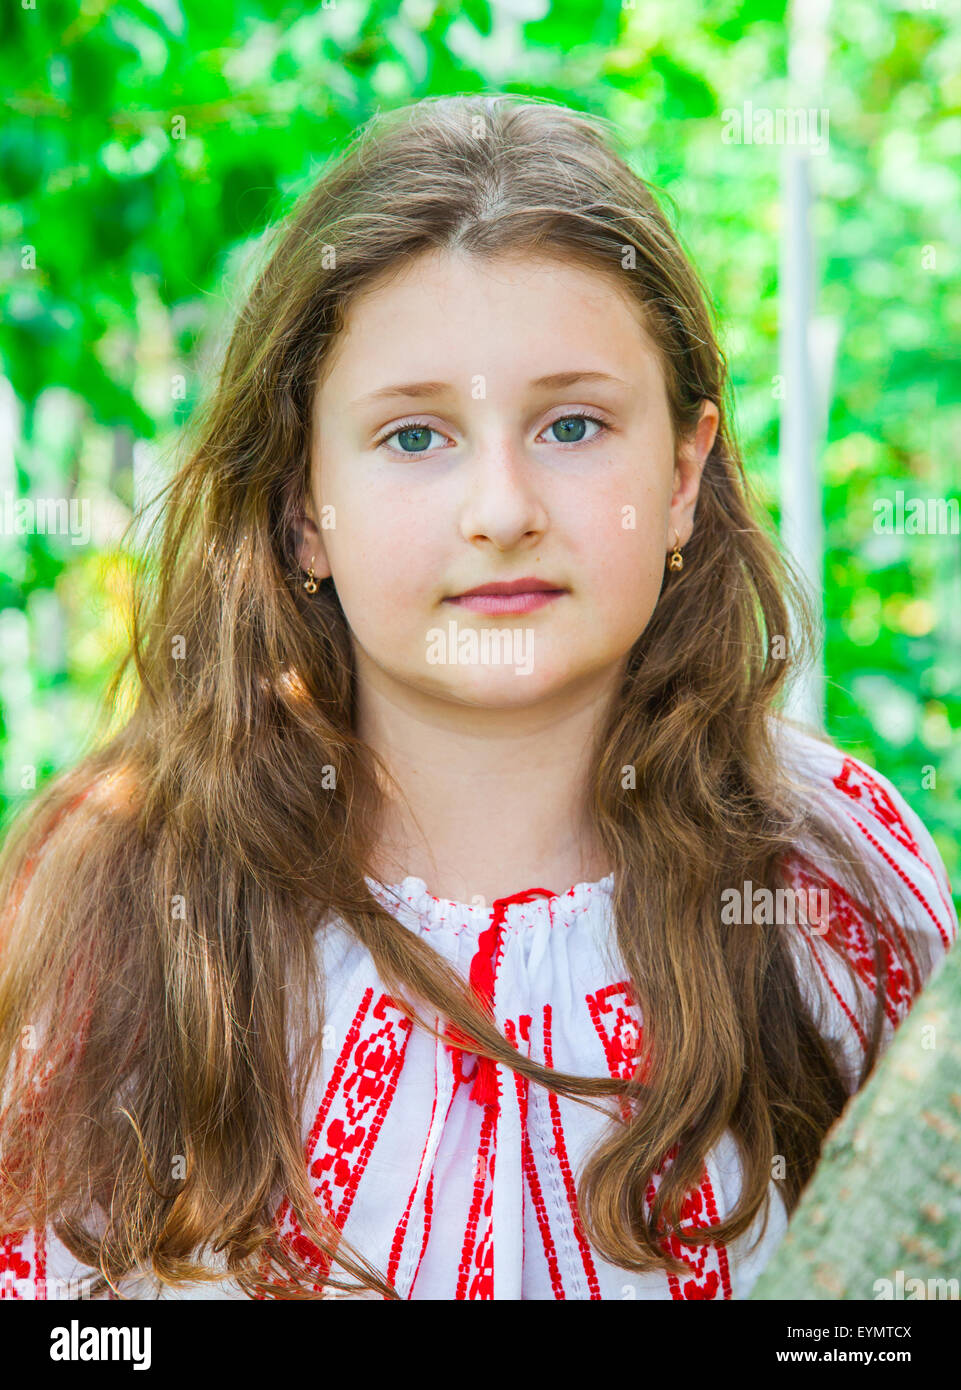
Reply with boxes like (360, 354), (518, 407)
(448, 576), (565, 598)
(444, 576), (568, 616)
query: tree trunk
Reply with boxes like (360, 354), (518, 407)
(749, 937), (961, 1299)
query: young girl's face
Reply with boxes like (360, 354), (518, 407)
(299, 248), (717, 708)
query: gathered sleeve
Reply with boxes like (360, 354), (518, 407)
(778, 728), (958, 1095)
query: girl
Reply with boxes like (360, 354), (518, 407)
(0, 94), (956, 1302)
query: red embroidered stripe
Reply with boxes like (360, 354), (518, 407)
(848, 815), (953, 951)
(543, 1002), (602, 1298)
(456, 1103), (497, 1298)
(505, 1015), (567, 1299)
(258, 988), (411, 1296)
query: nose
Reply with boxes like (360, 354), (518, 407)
(456, 433), (550, 550)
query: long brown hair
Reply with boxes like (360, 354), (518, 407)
(0, 93), (934, 1299)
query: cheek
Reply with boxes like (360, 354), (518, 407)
(594, 531), (666, 622)
(324, 485), (435, 614)
(557, 486), (668, 645)
(567, 483), (668, 584)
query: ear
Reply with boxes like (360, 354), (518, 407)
(292, 503), (333, 581)
(668, 400), (719, 553)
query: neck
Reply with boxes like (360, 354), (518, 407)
(355, 648), (621, 906)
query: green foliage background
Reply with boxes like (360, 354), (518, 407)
(1, 0), (958, 906)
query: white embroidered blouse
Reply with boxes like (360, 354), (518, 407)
(1, 724), (957, 1300)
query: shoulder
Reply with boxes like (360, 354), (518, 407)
(772, 716), (957, 946)
(770, 717), (958, 1091)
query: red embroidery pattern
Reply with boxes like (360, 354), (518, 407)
(587, 979), (731, 1300)
(447, 887), (557, 1299)
(0, 1229), (40, 1300)
(417, 1174), (434, 1292)
(386, 1046), (443, 1297)
(787, 858), (918, 1029)
(258, 987), (412, 1295)
(644, 1145), (733, 1300)
(833, 758), (921, 858)
(831, 757), (956, 940)
(0, 1226), (119, 1301)
(542, 1002), (603, 1298)
(585, 980), (644, 1122)
(506, 1014), (570, 1298)
(456, 1103), (497, 1299)
(443, 887), (555, 1110)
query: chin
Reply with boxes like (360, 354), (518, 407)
(433, 662), (585, 704)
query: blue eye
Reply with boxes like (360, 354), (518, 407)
(378, 421), (448, 455)
(544, 414), (607, 444)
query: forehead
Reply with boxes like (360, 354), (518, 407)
(314, 247), (664, 398)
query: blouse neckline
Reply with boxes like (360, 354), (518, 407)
(364, 871), (616, 931)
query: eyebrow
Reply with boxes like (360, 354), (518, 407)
(350, 370), (630, 407)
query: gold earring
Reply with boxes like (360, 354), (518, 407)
(303, 555), (318, 594)
(668, 529), (684, 572)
